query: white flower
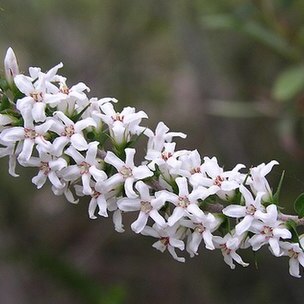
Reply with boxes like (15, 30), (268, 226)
(96, 103), (148, 144)
(61, 141), (106, 195)
(145, 121), (186, 152)
(156, 176), (218, 227)
(248, 204), (291, 256)
(141, 223), (186, 262)
(50, 111), (96, 155)
(190, 156), (245, 200)
(280, 240), (304, 278)
(20, 149), (67, 189)
(117, 181), (166, 233)
(182, 212), (222, 256)
(213, 233), (249, 269)
(51, 183), (79, 204)
(170, 149), (202, 178)
(247, 160), (279, 201)
(4, 47), (19, 85)
(145, 142), (188, 172)
(54, 80), (91, 114)
(104, 148), (153, 198)
(0, 143), (21, 177)
(223, 185), (265, 235)
(14, 63), (63, 122)
(0, 109), (53, 161)
(75, 178), (116, 219)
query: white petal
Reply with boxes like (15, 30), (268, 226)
(167, 207), (185, 226)
(81, 174), (93, 195)
(117, 198), (141, 212)
(131, 212), (149, 233)
(104, 151), (124, 171)
(202, 230), (215, 250)
(113, 209), (124, 233)
(32, 102), (46, 122)
(124, 177), (137, 198)
(48, 171), (65, 189)
(176, 177), (189, 197)
(149, 209), (166, 228)
(74, 117), (96, 132)
(223, 205), (246, 218)
(71, 133), (88, 151)
(235, 215), (254, 235)
(88, 198), (98, 219)
(14, 74), (34, 95)
(132, 165), (153, 180)
(32, 171), (47, 189)
(97, 195), (108, 217)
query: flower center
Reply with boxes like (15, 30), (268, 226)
(24, 128), (37, 139)
(140, 201), (152, 214)
(40, 161), (50, 175)
(288, 249), (299, 259)
(111, 113), (124, 122)
(161, 151), (172, 161)
(60, 84), (70, 95)
(214, 175), (224, 186)
(79, 161), (90, 174)
(160, 237), (169, 246)
(220, 243), (231, 255)
(178, 196), (190, 208)
(246, 204), (256, 215)
(62, 125), (75, 137)
(30, 90), (43, 102)
(262, 226), (273, 237)
(195, 224), (205, 234)
(120, 166), (132, 178)
(190, 167), (201, 174)
(92, 190), (101, 199)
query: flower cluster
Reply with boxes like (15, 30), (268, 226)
(1, 48), (304, 277)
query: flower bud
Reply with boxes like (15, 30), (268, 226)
(4, 47), (19, 85)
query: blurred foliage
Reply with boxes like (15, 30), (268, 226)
(200, 0), (304, 159)
(1, 0), (304, 303)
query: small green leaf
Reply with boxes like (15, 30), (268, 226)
(71, 103), (90, 122)
(0, 94), (11, 111)
(208, 100), (264, 118)
(0, 78), (8, 91)
(294, 193), (304, 218)
(273, 66), (304, 102)
(272, 170), (285, 204)
(286, 220), (303, 247)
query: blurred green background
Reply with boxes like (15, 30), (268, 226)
(1, 0), (304, 303)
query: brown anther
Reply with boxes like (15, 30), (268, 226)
(190, 167), (201, 174)
(220, 243), (231, 254)
(195, 224), (205, 234)
(120, 166), (132, 178)
(214, 175), (224, 186)
(30, 91), (43, 102)
(111, 113), (124, 122)
(140, 201), (153, 214)
(92, 190), (101, 199)
(262, 226), (273, 237)
(246, 204), (256, 215)
(288, 249), (299, 259)
(160, 237), (169, 246)
(161, 151), (172, 161)
(40, 161), (50, 175)
(60, 85), (70, 95)
(79, 161), (90, 174)
(24, 128), (37, 139)
(62, 125), (75, 137)
(178, 196), (190, 208)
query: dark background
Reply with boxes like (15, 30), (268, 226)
(1, 1), (304, 303)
